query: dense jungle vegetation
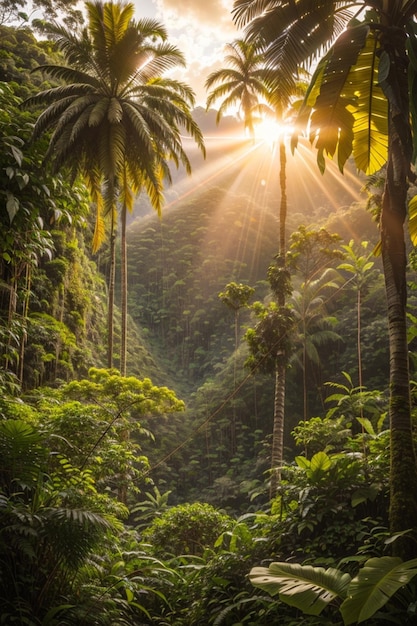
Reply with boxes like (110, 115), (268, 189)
(2, 1), (417, 624)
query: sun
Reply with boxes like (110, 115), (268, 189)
(253, 117), (293, 146)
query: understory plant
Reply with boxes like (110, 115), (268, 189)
(250, 556), (417, 625)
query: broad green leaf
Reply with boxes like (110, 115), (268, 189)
(348, 32), (388, 174)
(309, 24), (368, 172)
(310, 100), (354, 173)
(250, 561), (351, 616)
(356, 417), (375, 436)
(295, 455), (310, 470)
(341, 557), (417, 625)
(310, 451), (331, 473)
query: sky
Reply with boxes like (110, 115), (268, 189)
(133, 0), (241, 107)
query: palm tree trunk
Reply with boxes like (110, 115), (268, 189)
(120, 202), (127, 376)
(382, 46), (417, 557)
(278, 140), (287, 261)
(271, 139), (288, 496)
(107, 210), (116, 370)
(270, 359), (285, 496)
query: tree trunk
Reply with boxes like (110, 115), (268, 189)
(18, 264), (31, 386)
(120, 202), (127, 376)
(107, 210), (116, 370)
(270, 359), (285, 496)
(382, 37), (417, 558)
(270, 139), (288, 496)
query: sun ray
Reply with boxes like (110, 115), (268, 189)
(132, 132), (365, 293)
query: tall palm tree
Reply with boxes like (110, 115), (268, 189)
(207, 36), (307, 493)
(205, 38), (269, 137)
(233, 0), (417, 557)
(258, 73), (308, 493)
(25, 1), (205, 375)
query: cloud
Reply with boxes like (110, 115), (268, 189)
(155, 0), (235, 30)
(133, 0), (240, 108)
(155, 0), (239, 105)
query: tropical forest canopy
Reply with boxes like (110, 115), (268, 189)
(2, 1), (417, 624)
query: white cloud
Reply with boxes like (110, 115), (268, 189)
(155, 0), (235, 30)
(133, 0), (240, 106)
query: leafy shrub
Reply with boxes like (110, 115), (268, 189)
(142, 502), (234, 557)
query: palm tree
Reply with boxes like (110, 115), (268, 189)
(232, 0), (417, 557)
(207, 38), (308, 493)
(259, 74), (308, 493)
(205, 38), (268, 137)
(25, 1), (205, 375)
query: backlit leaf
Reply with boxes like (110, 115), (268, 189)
(341, 557), (417, 624)
(250, 561), (351, 616)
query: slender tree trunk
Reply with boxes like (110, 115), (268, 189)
(382, 39), (417, 558)
(271, 359), (285, 495)
(5, 276), (17, 372)
(278, 140), (287, 260)
(120, 202), (127, 376)
(230, 308), (241, 453)
(302, 329), (307, 422)
(107, 210), (116, 370)
(18, 264), (31, 386)
(357, 288), (363, 390)
(270, 139), (288, 496)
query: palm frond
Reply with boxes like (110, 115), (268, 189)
(232, 0), (279, 28)
(244, 1), (352, 72)
(31, 64), (101, 87)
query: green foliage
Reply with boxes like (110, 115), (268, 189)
(0, 25), (63, 95)
(26, 369), (185, 503)
(325, 371), (387, 428)
(250, 557), (417, 625)
(287, 225), (343, 284)
(292, 415), (351, 456)
(0, 418), (124, 624)
(142, 502), (234, 557)
(0, 0), (83, 28)
(218, 282), (255, 312)
(245, 301), (295, 373)
(130, 485), (172, 529)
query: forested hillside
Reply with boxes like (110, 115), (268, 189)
(2, 4), (417, 625)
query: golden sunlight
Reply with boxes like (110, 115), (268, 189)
(253, 117), (292, 146)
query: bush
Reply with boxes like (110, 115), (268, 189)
(142, 502), (234, 557)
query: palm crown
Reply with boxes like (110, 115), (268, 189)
(26, 1), (204, 247)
